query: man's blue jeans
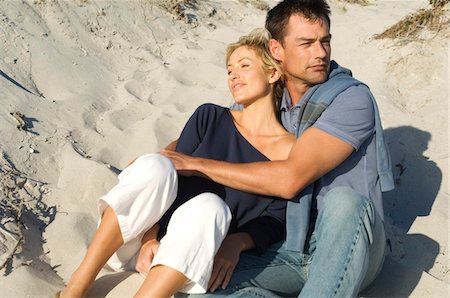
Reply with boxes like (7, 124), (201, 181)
(177, 187), (386, 297)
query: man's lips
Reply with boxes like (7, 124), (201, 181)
(309, 64), (328, 71)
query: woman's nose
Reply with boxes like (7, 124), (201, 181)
(229, 71), (239, 80)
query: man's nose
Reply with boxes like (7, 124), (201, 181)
(313, 41), (327, 59)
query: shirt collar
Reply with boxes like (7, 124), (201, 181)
(280, 88), (293, 111)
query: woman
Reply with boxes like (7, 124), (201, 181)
(61, 28), (295, 297)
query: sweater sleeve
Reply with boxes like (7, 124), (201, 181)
(235, 216), (285, 255)
(235, 194), (286, 254)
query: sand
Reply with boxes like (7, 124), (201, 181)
(0, 0), (448, 297)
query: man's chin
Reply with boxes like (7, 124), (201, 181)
(309, 73), (328, 85)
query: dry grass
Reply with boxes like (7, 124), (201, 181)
(338, 0), (370, 6)
(157, 0), (197, 14)
(148, 0), (199, 24)
(374, 0), (449, 40)
(237, 0), (271, 11)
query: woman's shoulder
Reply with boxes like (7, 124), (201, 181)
(270, 132), (296, 161)
(195, 103), (229, 115)
(189, 103), (230, 127)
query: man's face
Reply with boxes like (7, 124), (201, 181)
(276, 14), (331, 87)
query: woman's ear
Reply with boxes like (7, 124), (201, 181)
(268, 69), (281, 84)
(269, 39), (284, 61)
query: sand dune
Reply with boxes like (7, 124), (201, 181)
(0, 0), (448, 297)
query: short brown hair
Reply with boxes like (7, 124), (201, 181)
(266, 0), (331, 44)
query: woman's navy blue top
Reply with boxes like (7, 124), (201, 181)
(158, 104), (286, 254)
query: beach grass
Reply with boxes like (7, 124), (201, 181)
(374, 0), (449, 39)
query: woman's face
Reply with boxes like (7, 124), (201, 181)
(227, 46), (273, 106)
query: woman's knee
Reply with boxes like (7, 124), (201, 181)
(130, 154), (177, 183)
(178, 193), (232, 227)
(196, 193), (231, 221)
(134, 154), (175, 174)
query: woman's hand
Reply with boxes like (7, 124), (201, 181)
(135, 239), (160, 276)
(135, 225), (161, 276)
(208, 233), (254, 292)
(208, 236), (241, 292)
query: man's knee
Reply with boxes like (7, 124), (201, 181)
(316, 187), (378, 240)
(322, 187), (373, 218)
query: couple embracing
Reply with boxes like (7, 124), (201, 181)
(62, 0), (393, 297)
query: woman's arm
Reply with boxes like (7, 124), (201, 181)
(135, 224), (161, 276)
(208, 232), (255, 292)
(209, 212), (285, 292)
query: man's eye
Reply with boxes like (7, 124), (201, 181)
(242, 64), (250, 68)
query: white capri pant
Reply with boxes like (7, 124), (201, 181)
(98, 154), (232, 293)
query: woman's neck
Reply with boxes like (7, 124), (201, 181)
(232, 95), (282, 137)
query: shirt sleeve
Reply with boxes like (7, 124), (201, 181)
(175, 103), (216, 154)
(313, 85), (375, 150)
(158, 104), (216, 235)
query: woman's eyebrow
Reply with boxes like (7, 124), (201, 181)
(227, 57), (253, 67)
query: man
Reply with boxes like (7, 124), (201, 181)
(162, 0), (394, 297)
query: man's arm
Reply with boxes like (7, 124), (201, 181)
(161, 127), (354, 199)
(165, 139), (178, 151)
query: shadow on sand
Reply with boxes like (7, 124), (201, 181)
(362, 126), (442, 297)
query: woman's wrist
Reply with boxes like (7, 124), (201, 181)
(227, 232), (255, 252)
(141, 224), (160, 244)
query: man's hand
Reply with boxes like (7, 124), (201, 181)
(135, 239), (160, 276)
(160, 149), (202, 176)
(208, 233), (254, 292)
(165, 140), (178, 151)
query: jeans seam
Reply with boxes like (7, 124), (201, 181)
(228, 285), (273, 298)
(333, 199), (371, 296)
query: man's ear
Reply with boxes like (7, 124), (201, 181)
(269, 39), (284, 61)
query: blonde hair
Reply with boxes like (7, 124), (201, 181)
(226, 28), (284, 113)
